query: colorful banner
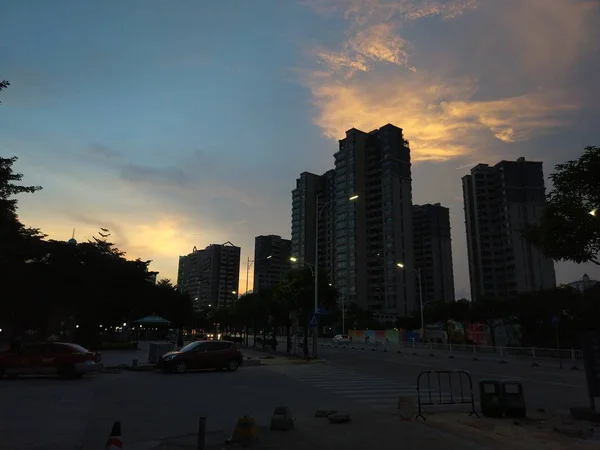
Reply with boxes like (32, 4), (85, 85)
(348, 329), (403, 344)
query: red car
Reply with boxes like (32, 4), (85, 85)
(0, 342), (102, 379)
(157, 340), (243, 373)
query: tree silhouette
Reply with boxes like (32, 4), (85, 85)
(524, 146), (600, 265)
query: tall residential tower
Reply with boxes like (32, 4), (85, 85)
(462, 157), (556, 301)
(177, 242), (241, 310)
(253, 235), (292, 293)
(291, 124), (416, 319)
(413, 203), (455, 304)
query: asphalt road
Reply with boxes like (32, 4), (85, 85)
(4, 363), (450, 450)
(0, 366), (340, 450)
(305, 345), (588, 413)
(0, 345), (589, 450)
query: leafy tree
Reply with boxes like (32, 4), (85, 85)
(0, 80), (9, 104)
(524, 146), (600, 265)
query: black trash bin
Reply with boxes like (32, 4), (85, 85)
(501, 380), (526, 418)
(479, 379), (503, 417)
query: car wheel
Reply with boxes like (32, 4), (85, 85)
(226, 359), (239, 371)
(175, 362), (188, 374)
(58, 364), (76, 379)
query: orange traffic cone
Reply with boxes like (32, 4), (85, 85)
(105, 421), (123, 449)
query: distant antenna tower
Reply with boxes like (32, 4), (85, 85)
(67, 228), (77, 245)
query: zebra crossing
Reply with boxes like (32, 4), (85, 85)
(267, 364), (458, 411)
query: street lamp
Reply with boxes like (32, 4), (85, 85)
(591, 209), (597, 217)
(397, 263), (425, 339)
(290, 256), (315, 275)
(246, 255), (272, 294)
(290, 194), (358, 358)
(313, 193), (358, 358)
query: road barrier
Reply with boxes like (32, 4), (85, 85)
(313, 338), (583, 363)
(415, 370), (478, 421)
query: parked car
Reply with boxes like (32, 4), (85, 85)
(332, 334), (351, 345)
(157, 340), (243, 373)
(0, 342), (102, 379)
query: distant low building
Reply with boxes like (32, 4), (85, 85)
(568, 274), (598, 292)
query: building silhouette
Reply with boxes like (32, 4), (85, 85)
(462, 157), (556, 301)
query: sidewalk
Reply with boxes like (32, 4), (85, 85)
(130, 409), (600, 450)
(130, 411), (493, 450)
(241, 347), (324, 366)
(100, 341), (172, 369)
(317, 341), (582, 369)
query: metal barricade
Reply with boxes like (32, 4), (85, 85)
(416, 370), (478, 420)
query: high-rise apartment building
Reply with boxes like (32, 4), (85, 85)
(291, 124), (416, 319)
(335, 124), (415, 319)
(462, 157), (556, 301)
(290, 170), (336, 283)
(413, 203), (455, 305)
(253, 235), (292, 293)
(177, 246), (205, 309)
(177, 242), (241, 310)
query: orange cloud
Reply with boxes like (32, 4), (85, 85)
(303, 0), (593, 161)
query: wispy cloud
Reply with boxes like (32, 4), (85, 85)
(302, 0), (595, 161)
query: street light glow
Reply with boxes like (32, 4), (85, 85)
(349, 194), (359, 201)
(75, 324), (79, 328)
(123, 322), (127, 327)
(232, 291), (237, 295)
(267, 255), (272, 259)
(290, 256), (298, 262)
(591, 209), (597, 216)
(397, 263), (404, 268)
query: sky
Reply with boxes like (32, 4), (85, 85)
(1, 0), (600, 298)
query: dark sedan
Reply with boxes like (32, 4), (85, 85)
(157, 340), (243, 373)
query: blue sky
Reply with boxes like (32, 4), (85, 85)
(1, 0), (599, 297)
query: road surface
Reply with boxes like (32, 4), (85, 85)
(278, 344), (588, 414)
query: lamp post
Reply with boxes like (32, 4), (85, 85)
(246, 255), (272, 294)
(397, 263), (425, 339)
(292, 193), (358, 359)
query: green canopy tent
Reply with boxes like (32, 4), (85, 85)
(132, 314), (171, 340)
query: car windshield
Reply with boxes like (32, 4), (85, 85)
(180, 342), (202, 352)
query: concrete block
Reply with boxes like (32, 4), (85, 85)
(230, 415), (259, 445)
(244, 359), (261, 366)
(270, 405), (294, 431)
(315, 409), (337, 418)
(570, 407), (600, 424)
(397, 396), (416, 421)
(328, 412), (351, 424)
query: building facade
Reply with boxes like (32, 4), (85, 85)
(413, 203), (455, 305)
(177, 246), (205, 310)
(462, 157), (556, 301)
(253, 235), (292, 293)
(335, 124), (415, 319)
(177, 242), (241, 310)
(291, 124), (416, 319)
(567, 274), (598, 292)
(290, 170), (336, 283)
